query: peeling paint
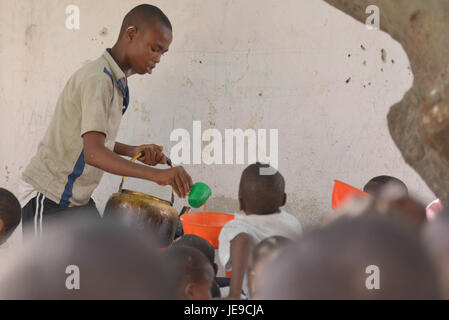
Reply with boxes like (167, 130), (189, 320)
(381, 48), (387, 63)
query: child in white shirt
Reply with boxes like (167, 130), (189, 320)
(218, 163), (302, 298)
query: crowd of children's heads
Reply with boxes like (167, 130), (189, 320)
(1, 168), (449, 299)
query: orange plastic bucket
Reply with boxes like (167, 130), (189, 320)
(180, 211), (235, 248)
(332, 179), (370, 210)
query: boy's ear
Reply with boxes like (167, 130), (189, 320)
(281, 193), (287, 207)
(125, 26), (137, 41)
(184, 282), (196, 300)
(239, 198), (246, 212)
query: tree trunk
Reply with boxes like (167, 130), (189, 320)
(324, 0), (449, 201)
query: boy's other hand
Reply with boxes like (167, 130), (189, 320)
(134, 144), (167, 166)
(155, 167), (193, 198)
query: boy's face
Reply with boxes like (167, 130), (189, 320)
(126, 22), (172, 75)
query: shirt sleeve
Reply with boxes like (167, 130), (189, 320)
(218, 217), (249, 270)
(80, 73), (113, 137)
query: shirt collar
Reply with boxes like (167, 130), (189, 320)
(103, 49), (135, 82)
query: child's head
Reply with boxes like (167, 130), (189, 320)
(171, 234), (221, 298)
(163, 246), (215, 300)
(363, 175), (408, 198)
(117, 4), (172, 75)
(248, 236), (292, 299)
(0, 218), (175, 299)
(378, 196), (427, 230)
(0, 188), (21, 245)
(172, 234), (218, 274)
(239, 163), (286, 215)
(260, 215), (440, 299)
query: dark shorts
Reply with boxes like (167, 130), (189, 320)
(21, 193), (100, 240)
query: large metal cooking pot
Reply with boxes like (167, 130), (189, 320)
(104, 152), (189, 247)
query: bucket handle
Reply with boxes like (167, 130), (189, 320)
(118, 150), (176, 206)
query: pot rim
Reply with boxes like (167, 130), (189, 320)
(116, 189), (173, 206)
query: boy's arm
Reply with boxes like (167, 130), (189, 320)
(113, 142), (136, 157)
(114, 142), (168, 166)
(83, 131), (192, 198)
(228, 232), (254, 299)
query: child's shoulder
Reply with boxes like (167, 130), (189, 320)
(76, 57), (111, 81)
(67, 54), (113, 89)
(279, 209), (302, 226)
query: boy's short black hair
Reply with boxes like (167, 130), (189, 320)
(162, 246), (213, 296)
(119, 4), (172, 39)
(239, 162), (285, 214)
(363, 175), (408, 197)
(172, 234), (215, 266)
(0, 188), (21, 242)
(251, 236), (292, 269)
(171, 234), (221, 297)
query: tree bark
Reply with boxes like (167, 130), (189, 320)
(324, 0), (449, 201)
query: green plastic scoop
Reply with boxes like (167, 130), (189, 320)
(188, 182), (212, 208)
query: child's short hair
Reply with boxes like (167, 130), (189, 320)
(119, 4), (172, 39)
(163, 246), (214, 287)
(239, 162), (285, 214)
(250, 236), (292, 270)
(171, 234), (221, 297)
(172, 234), (215, 266)
(363, 175), (408, 197)
(0, 188), (21, 243)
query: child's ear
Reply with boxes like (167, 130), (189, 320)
(239, 198), (246, 212)
(184, 282), (196, 300)
(281, 193), (287, 207)
(125, 26), (137, 42)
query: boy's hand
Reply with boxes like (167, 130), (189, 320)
(134, 144), (167, 166)
(155, 167), (193, 198)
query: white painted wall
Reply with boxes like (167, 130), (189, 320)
(0, 0), (435, 245)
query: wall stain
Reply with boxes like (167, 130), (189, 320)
(25, 24), (37, 47)
(208, 102), (217, 127)
(99, 27), (108, 36)
(140, 102), (151, 122)
(248, 112), (260, 129)
(381, 48), (387, 63)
